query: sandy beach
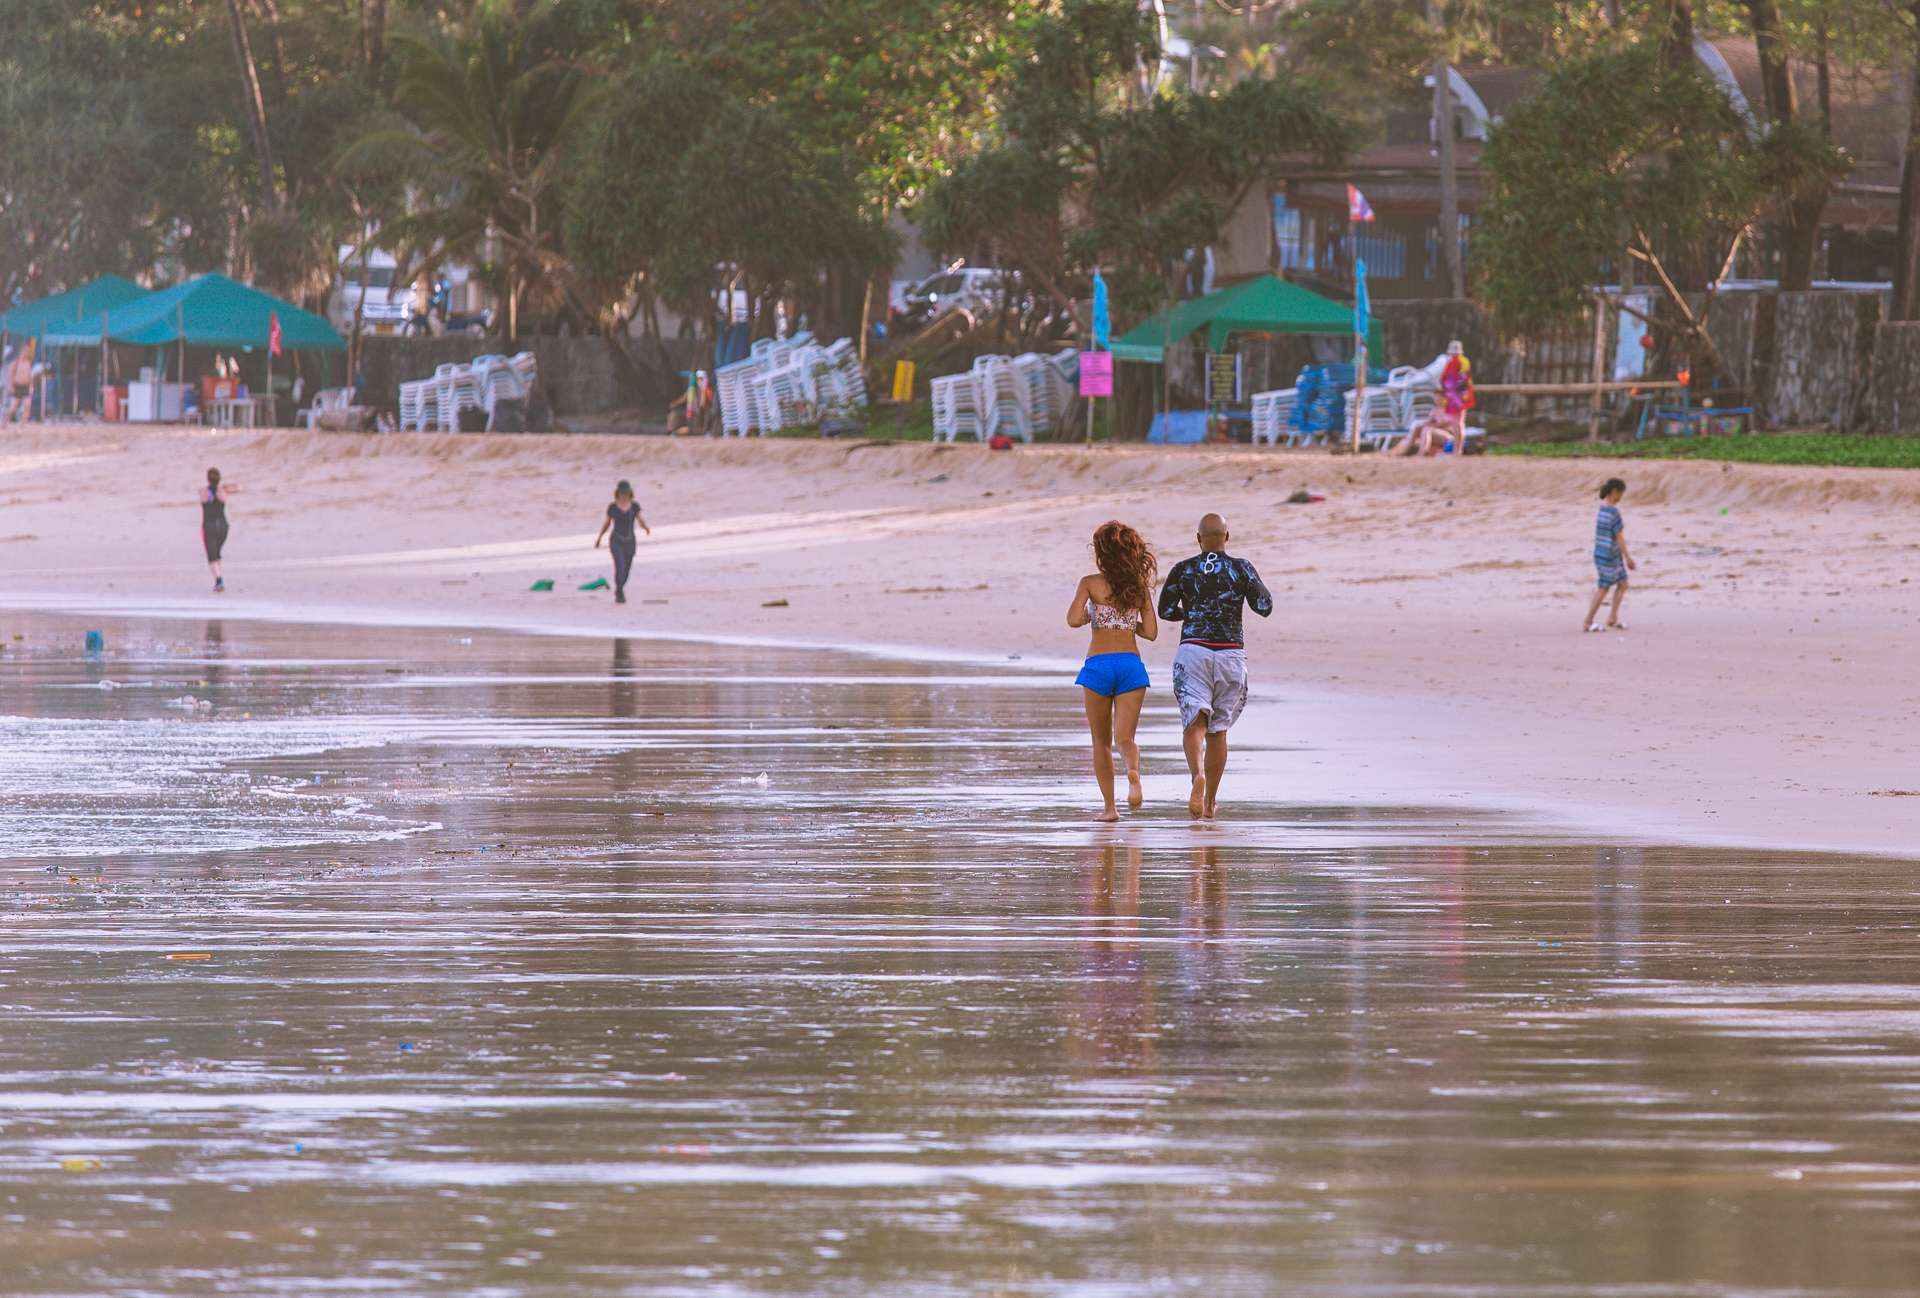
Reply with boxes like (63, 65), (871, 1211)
(1, 424), (1915, 854)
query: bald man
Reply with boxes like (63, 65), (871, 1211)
(1157, 514), (1273, 819)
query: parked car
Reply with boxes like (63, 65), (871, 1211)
(898, 268), (1003, 328)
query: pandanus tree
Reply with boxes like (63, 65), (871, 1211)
(355, 2), (589, 338)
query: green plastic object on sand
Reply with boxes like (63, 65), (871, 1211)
(579, 577), (609, 591)
(529, 579), (555, 591)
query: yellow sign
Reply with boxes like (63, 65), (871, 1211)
(891, 361), (916, 402)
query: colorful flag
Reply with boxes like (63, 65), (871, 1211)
(1091, 271), (1110, 351)
(269, 310), (282, 357)
(1347, 184), (1375, 223)
(1354, 259), (1370, 343)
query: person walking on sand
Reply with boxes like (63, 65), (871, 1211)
(593, 479), (650, 604)
(3, 343), (34, 425)
(201, 468), (241, 593)
(1159, 514), (1273, 820)
(1583, 477), (1635, 632)
(1067, 521), (1160, 822)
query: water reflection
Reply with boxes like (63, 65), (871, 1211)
(0, 613), (1913, 1296)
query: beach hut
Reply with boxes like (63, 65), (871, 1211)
(1109, 275), (1383, 442)
(46, 273), (345, 424)
(0, 275), (153, 418)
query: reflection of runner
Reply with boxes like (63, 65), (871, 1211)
(200, 468), (242, 593)
(1158, 513), (1272, 820)
(592, 479), (650, 604)
(1067, 521), (1159, 822)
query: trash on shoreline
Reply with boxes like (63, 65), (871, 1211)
(762, 598), (789, 608)
(1285, 490), (1326, 504)
(579, 577), (609, 591)
(529, 579), (555, 591)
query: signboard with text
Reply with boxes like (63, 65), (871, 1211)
(1206, 351), (1242, 404)
(1078, 351), (1113, 397)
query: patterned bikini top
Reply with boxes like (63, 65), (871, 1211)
(1086, 601), (1142, 631)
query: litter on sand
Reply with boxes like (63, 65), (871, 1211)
(762, 598), (789, 608)
(579, 577), (609, 591)
(1285, 490), (1327, 504)
(528, 579), (555, 591)
(165, 953), (211, 961)
(59, 1159), (102, 1172)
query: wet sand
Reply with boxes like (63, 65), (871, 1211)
(0, 426), (1915, 852)
(2, 614), (1918, 1296)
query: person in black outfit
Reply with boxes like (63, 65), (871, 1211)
(1157, 513), (1273, 819)
(201, 467), (242, 593)
(593, 479), (650, 604)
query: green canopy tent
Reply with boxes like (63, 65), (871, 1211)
(44, 273), (344, 351)
(1, 275), (153, 418)
(0, 274), (150, 340)
(1109, 274), (1382, 363)
(45, 273), (345, 423)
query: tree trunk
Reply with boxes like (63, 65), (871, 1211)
(1747, 0), (1824, 290)
(1658, 0), (1693, 72)
(363, 0), (388, 68)
(248, 0), (287, 104)
(1430, 1), (1462, 298)
(1896, 1), (1920, 320)
(224, 0), (278, 210)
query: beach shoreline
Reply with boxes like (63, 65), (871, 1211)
(1, 424), (1915, 855)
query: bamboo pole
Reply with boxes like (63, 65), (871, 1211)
(1587, 293), (1609, 442)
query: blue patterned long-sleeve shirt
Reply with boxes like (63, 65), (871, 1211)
(1158, 552), (1273, 648)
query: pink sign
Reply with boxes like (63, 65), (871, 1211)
(1079, 351), (1113, 397)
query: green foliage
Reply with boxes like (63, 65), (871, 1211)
(564, 57), (892, 329)
(1475, 45), (1764, 333)
(1493, 431), (1920, 467)
(917, 0), (1352, 331)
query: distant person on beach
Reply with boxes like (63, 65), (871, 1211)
(1583, 477), (1635, 632)
(1159, 514), (1273, 820)
(3, 343), (34, 424)
(1067, 521), (1159, 822)
(593, 479), (650, 604)
(1392, 339), (1473, 456)
(201, 468), (241, 593)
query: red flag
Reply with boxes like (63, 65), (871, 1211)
(269, 310), (283, 357)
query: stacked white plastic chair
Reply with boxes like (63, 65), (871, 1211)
(972, 355), (1031, 442)
(930, 373), (982, 442)
(711, 332), (867, 435)
(929, 350), (1079, 442)
(1344, 385), (1405, 450)
(396, 352), (538, 431)
(1249, 389), (1298, 445)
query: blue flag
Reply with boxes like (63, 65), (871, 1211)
(1092, 271), (1110, 351)
(1354, 258), (1370, 345)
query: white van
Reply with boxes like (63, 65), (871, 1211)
(329, 247), (416, 336)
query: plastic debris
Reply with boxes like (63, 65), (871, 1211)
(529, 579), (555, 591)
(579, 577), (609, 591)
(166, 953), (210, 961)
(59, 1159), (102, 1172)
(761, 598), (789, 608)
(1285, 490), (1326, 504)
(84, 630), (104, 655)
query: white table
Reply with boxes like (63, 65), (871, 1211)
(206, 396), (276, 428)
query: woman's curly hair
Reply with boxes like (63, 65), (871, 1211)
(1091, 520), (1156, 619)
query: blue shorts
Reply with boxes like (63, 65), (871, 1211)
(1075, 652), (1149, 697)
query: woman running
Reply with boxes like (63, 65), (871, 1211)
(201, 468), (241, 593)
(593, 479), (650, 604)
(1067, 520), (1159, 821)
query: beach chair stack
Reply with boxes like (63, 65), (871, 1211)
(1290, 364), (1356, 441)
(1385, 364), (1439, 432)
(1344, 386), (1405, 450)
(928, 350), (1080, 442)
(1249, 388), (1298, 445)
(711, 332), (870, 435)
(396, 351), (539, 431)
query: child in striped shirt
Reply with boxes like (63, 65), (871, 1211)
(1583, 477), (1635, 632)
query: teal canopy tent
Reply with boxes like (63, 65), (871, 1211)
(43, 273), (344, 351)
(1109, 274), (1382, 363)
(0, 275), (150, 339)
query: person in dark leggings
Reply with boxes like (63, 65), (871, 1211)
(593, 479), (650, 604)
(201, 467), (242, 593)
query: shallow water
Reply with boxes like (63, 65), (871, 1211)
(1, 614), (1917, 1296)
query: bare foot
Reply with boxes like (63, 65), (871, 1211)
(1095, 806), (1120, 823)
(1188, 775), (1205, 820)
(1202, 800), (1217, 820)
(1126, 769), (1143, 810)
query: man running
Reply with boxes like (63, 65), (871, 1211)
(1158, 513), (1272, 820)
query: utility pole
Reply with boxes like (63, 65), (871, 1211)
(1430, 0), (1463, 299)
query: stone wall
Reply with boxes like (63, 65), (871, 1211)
(1755, 292), (1880, 429)
(1869, 322), (1920, 433)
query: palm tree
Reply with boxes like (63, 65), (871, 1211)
(355, 4), (588, 338)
